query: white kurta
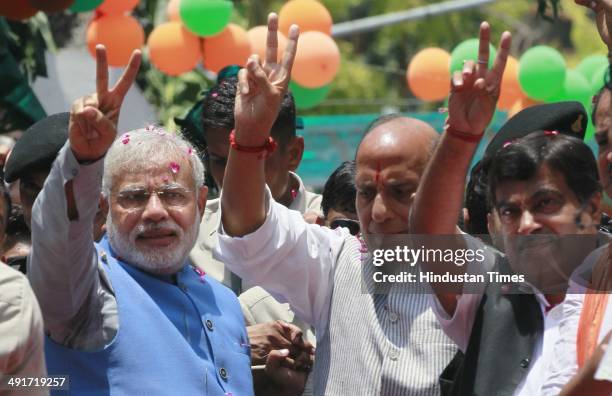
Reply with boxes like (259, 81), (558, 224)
(215, 188), (456, 395)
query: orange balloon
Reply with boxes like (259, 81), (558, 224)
(247, 26), (287, 63)
(498, 56), (524, 111)
(87, 14), (144, 67)
(0, 1), (38, 20)
(148, 22), (202, 76)
(292, 31), (340, 88)
(167, 0), (180, 21)
(406, 48), (450, 102)
(508, 97), (541, 118)
(279, 0), (332, 36)
(29, 0), (74, 12)
(202, 24), (252, 73)
(98, 0), (138, 15)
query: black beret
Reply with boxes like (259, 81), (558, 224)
(4, 112), (69, 183)
(485, 101), (587, 158)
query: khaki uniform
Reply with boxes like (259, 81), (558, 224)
(0, 263), (47, 395)
(189, 172), (321, 395)
(190, 172), (322, 294)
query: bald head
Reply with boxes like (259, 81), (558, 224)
(354, 116), (439, 236)
(357, 116), (439, 170)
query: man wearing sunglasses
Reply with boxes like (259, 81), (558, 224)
(239, 160), (358, 395)
(321, 161), (360, 236)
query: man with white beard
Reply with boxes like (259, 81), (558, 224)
(26, 46), (269, 395)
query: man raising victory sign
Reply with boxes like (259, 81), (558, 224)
(27, 43), (265, 394)
(216, 11), (459, 396)
(412, 20), (607, 396)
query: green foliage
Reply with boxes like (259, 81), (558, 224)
(537, 0), (560, 20)
(564, 0), (606, 65)
(132, 0), (213, 129)
(121, 0), (609, 123)
(4, 13), (55, 83)
(137, 62), (212, 130)
(303, 40), (394, 114)
(0, 14), (54, 132)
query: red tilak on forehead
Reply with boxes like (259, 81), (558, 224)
(375, 162), (382, 185)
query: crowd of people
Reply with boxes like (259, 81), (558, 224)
(1, 0), (612, 395)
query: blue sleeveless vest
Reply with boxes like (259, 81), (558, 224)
(45, 237), (253, 395)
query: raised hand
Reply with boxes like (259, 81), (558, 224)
(446, 22), (511, 137)
(576, 0), (612, 48)
(69, 45), (142, 162)
(233, 13), (299, 146)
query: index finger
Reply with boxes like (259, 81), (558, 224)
(111, 49), (142, 99)
(96, 45), (109, 95)
(476, 21), (491, 78)
(265, 13), (279, 65)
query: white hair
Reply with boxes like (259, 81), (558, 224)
(102, 126), (205, 197)
(102, 126), (205, 274)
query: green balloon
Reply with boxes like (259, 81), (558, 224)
(518, 46), (566, 101)
(576, 54), (607, 81)
(289, 82), (331, 110)
(180, 0), (233, 37)
(591, 64), (609, 94)
(449, 39), (496, 74)
(546, 70), (591, 104)
(69, 0), (103, 12)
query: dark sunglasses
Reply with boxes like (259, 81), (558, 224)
(330, 219), (360, 236)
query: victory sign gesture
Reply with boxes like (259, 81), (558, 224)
(69, 45), (142, 162)
(233, 13), (299, 146)
(446, 22), (512, 137)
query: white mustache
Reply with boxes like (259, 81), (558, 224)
(134, 221), (182, 238)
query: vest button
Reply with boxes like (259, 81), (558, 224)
(205, 319), (214, 331)
(520, 358), (530, 368)
(219, 367), (228, 380)
(389, 312), (399, 323)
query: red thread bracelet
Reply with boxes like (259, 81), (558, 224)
(229, 130), (277, 159)
(445, 125), (483, 143)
